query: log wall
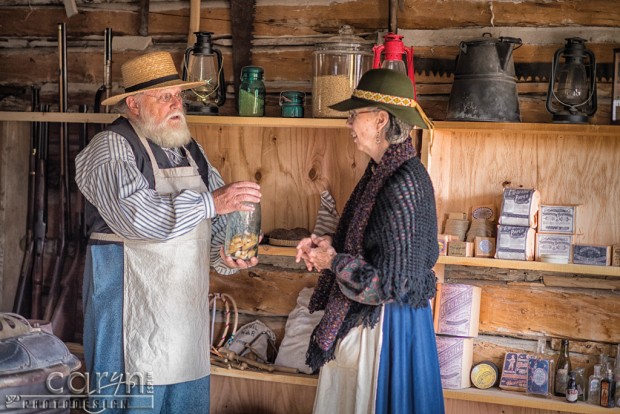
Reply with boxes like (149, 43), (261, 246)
(0, 0), (619, 124)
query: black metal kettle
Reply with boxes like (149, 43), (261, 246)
(447, 33), (522, 122)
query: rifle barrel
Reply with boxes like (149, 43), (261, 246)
(103, 28), (113, 113)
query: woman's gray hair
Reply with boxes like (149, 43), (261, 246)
(382, 112), (414, 144)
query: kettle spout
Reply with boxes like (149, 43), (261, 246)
(498, 37), (522, 71)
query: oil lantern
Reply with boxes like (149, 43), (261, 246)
(546, 37), (597, 123)
(312, 25), (373, 118)
(373, 33), (416, 98)
(182, 32), (226, 115)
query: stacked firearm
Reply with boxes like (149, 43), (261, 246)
(13, 24), (113, 342)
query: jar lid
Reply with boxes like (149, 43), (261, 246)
(280, 90), (305, 105)
(241, 66), (264, 79)
(315, 25), (373, 52)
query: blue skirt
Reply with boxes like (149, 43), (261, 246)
(375, 303), (445, 414)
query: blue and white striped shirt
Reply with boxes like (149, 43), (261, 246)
(75, 129), (235, 275)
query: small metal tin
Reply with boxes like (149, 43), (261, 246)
(471, 361), (499, 389)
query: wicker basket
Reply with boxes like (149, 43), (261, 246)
(267, 238), (300, 247)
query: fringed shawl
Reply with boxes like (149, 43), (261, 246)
(306, 139), (419, 371)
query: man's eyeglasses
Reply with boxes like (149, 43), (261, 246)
(347, 109), (378, 122)
(140, 91), (183, 104)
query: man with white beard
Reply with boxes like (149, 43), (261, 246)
(75, 51), (261, 413)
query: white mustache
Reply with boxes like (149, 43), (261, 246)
(166, 110), (186, 122)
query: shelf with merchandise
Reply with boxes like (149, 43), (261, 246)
(1, 111), (619, 135)
(211, 363), (618, 414)
(258, 245), (620, 278)
(443, 386), (620, 413)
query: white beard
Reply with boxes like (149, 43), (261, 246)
(137, 109), (192, 148)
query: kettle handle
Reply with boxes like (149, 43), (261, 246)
(499, 36), (522, 45)
(499, 36), (523, 52)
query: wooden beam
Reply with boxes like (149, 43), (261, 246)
(188, 0), (200, 47)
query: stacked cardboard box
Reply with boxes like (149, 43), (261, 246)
(495, 188), (540, 261)
(535, 204), (576, 264)
(434, 283), (481, 389)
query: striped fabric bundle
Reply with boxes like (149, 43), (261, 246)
(313, 191), (340, 236)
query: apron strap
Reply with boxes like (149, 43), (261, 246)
(90, 232), (124, 242)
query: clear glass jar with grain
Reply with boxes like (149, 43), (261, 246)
(312, 25), (373, 118)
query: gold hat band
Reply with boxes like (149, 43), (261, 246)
(353, 89), (417, 107)
(352, 89), (434, 129)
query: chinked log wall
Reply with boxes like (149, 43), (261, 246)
(0, 0), (619, 123)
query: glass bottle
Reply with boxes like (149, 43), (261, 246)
(573, 367), (585, 401)
(600, 353), (610, 371)
(312, 25), (373, 118)
(566, 371), (578, 403)
(554, 339), (572, 396)
(224, 202), (261, 261)
(238, 66), (266, 117)
(587, 364), (602, 405)
(527, 337), (554, 397)
(600, 368), (616, 408)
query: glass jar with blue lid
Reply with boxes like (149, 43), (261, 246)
(279, 91), (305, 118)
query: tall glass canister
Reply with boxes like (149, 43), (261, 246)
(312, 25), (373, 118)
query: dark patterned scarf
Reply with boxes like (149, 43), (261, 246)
(306, 140), (416, 371)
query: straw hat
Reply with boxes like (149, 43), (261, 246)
(329, 69), (434, 129)
(101, 51), (206, 106)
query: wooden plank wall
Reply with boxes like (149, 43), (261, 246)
(0, 0), (618, 124)
(190, 124), (367, 233)
(191, 123), (349, 345)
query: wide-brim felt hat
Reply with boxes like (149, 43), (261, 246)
(329, 68), (434, 129)
(101, 51), (206, 106)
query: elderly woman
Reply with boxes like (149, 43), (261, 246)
(296, 69), (444, 414)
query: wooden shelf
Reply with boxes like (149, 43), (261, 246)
(444, 387), (620, 413)
(259, 244), (299, 256)
(258, 245), (620, 277)
(0, 111), (347, 128)
(210, 366), (618, 413)
(434, 121), (620, 136)
(211, 365), (318, 387)
(437, 255), (620, 277)
(1, 111), (618, 134)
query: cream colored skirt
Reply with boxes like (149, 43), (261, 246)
(312, 307), (384, 414)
